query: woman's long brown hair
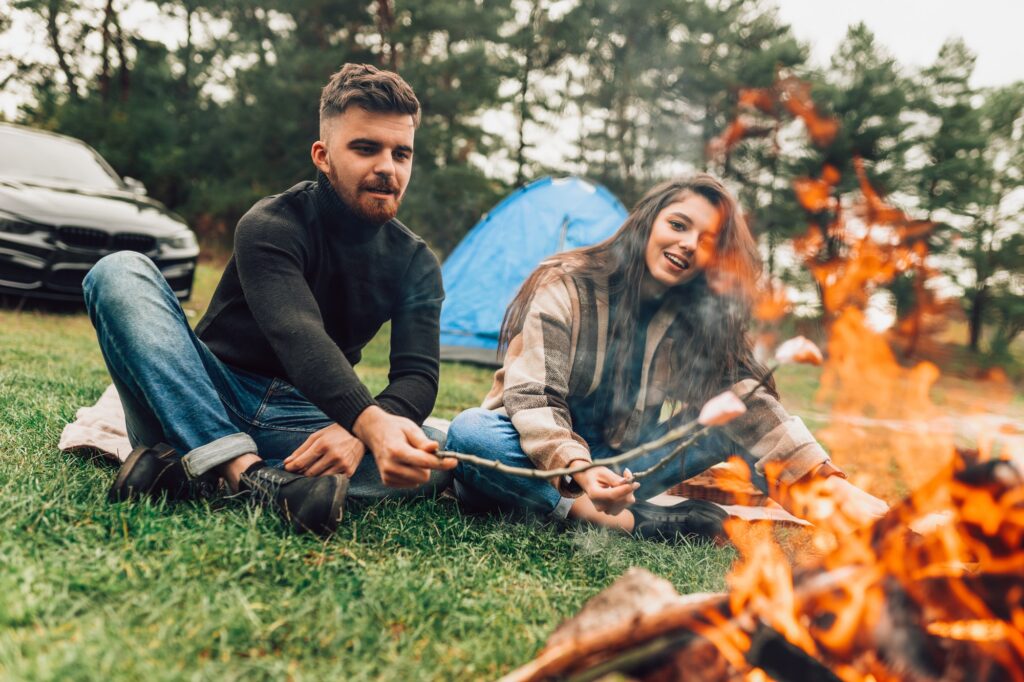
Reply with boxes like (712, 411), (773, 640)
(500, 174), (777, 427)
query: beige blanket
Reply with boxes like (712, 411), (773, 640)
(59, 384), (134, 462)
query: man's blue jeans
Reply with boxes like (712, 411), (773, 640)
(83, 251), (449, 499)
(446, 407), (767, 518)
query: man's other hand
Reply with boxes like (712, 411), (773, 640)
(284, 423), (366, 477)
(353, 406), (456, 488)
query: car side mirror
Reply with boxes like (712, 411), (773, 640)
(123, 176), (148, 196)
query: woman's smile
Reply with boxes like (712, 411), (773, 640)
(663, 251), (690, 271)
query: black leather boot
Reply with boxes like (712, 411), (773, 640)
(240, 466), (348, 535)
(109, 443), (194, 502)
(630, 498), (729, 543)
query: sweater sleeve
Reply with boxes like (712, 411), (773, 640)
(502, 279), (591, 496)
(233, 208), (377, 431)
(374, 244), (444, 424)
(722, 378), (831, 486)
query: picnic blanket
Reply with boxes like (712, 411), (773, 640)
(60, 385), (809, 526)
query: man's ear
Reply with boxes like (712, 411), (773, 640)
(311, 140), (329, 174)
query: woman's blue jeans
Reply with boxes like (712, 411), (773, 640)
(82, 251), (448, 499)
(446, 407), (767, 518)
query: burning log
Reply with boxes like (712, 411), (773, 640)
(503, 457), (1024, 682)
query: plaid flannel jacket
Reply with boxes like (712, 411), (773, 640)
(480, 272), (830, 496)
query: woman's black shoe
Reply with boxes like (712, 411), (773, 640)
(630, 498), (729, 543)
(239, 466), (348, 535)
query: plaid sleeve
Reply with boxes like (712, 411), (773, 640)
(723, 378), (830, 486)
(502, 279), (591, 496)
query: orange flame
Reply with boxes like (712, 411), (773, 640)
(697, 75), (1024, 681)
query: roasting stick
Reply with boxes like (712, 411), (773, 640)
(434, 365), (779, 482)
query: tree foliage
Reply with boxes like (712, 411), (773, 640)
(1, 0), (1021, 361)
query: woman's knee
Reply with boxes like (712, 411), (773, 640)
(445, 408), (508, 456)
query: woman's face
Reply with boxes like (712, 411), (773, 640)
(643, 191), (722, 292)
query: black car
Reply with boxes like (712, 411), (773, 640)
(0, 123), (199, 301)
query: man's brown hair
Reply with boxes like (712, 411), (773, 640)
(319, 63), (420, 137)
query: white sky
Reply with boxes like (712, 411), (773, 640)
(773, 0), (1024, 88)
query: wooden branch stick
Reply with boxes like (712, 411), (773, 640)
(436, 365), (779, 482)
(434, 419), (702, 480)
(630, 433), (701, 481)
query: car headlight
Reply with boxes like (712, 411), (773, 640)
(159, 231), (198, 250)
(0, 213), (46, 235)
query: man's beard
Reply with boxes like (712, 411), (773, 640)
(328, 167), (402, 225)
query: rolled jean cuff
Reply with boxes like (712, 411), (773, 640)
(550, 496), (574, 521)
(182, 432), (258, 478)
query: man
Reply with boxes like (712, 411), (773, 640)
(83, 63), (455, 534)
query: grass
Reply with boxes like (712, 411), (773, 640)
(0, 263), (735, 681)
(4, 263), (1018, 680)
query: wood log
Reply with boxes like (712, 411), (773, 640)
(502, 459), (1024, 682)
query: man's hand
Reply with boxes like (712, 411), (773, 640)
(353, 406), (456, 488)
(571, 463), (639, 516)
(284, 423), (366, 477)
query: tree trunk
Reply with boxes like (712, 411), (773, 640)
(99, 0), (113, 100)
(111, 2), (130, 100)
(968, 284), (987, 351)
(902, 268), (926, 359)
(45, 0), (79, 100)
(514, 61), (531, 187)
(376, 0), (396, 69)
(181, 4), (193, 99)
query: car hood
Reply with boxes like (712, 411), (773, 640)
(0, 177), (189, 236)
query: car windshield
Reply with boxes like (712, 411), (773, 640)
(0, 128), (122, 191)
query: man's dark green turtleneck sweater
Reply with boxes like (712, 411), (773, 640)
(195, 173), (444, 432)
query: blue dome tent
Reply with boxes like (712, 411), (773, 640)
(440, 176), (628, 365)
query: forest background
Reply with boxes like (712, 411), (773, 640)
(1, 0), (1022, 371)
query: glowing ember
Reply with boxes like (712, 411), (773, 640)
(926, 619), (1011, 642)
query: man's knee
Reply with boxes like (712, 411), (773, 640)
(83, 251), (160, 313)
(84, 251), (157, 296)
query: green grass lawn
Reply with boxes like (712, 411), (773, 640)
(0, 263), (738, 681)
(5, 264), (1015, 680)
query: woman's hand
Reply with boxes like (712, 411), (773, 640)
(822, 476), (889, 527)
(778, 470), (889, 532)
(571, 463), (640, 516)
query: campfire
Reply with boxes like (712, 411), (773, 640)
(502, 79), (1024, 682)
(504, 454), (1023, 682)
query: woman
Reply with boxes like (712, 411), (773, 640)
(445, 175), (887, 540)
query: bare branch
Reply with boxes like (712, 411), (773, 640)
(436, 365), (780, 482)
